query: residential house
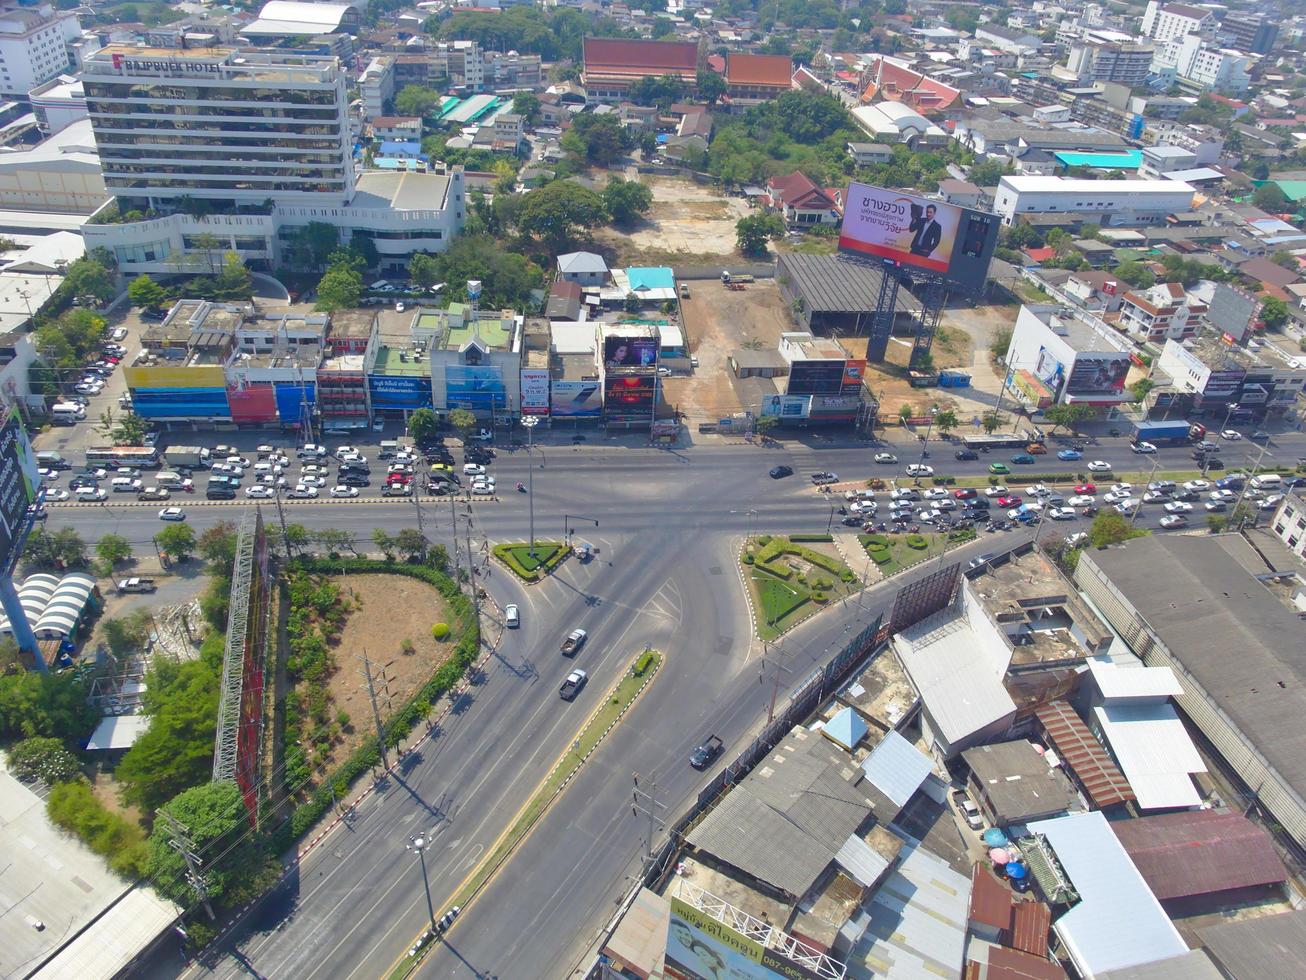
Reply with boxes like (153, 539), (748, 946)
(1119, 282), (1206, 343)
(556, 251), (608, 286)
(764, 171), (843, 227)
(847, 141), (893, 166)
(369, 116), (421, 142)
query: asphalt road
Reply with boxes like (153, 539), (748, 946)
(44, 430), (1304, 980)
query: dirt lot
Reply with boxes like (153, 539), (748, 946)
(661, 278), (797, 423)
(593, 175), (749, 266)
(317, 573), (455, 772)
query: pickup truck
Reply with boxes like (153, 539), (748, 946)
(690, 735), (724, 770)
(560, 628), (587, 655)
(116, 577), (157, 594)
(559, 669), (588, 701)
(382, 482), (412, 497)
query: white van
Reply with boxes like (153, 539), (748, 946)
(51, 403), (85, 423)
(111, 476), (142, 493)
(297, 444), (327, 459)
(156, 470), (187, 488)
(1251, 473), (1282, 490)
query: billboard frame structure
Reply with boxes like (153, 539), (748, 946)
(213, 509), (271, 825)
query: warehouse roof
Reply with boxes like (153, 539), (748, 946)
(725, 52), (794, 87)
(1197, 910), (1306, 979)
(1091, 701), (1205, 811)
(1034, 701), (1134, 810)
(241, 0), (357, 35)
(777, 252), (920, 315)
(1109, 810), (1285, 901)
(999, 176), (1195, 196)
(1084, 537), (1306, 813)
(860, 730), (933, 815)
(1095, 951), (1224, 980)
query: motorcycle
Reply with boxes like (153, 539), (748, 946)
(515, 482), (526, 492)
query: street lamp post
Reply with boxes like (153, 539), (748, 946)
(1221, 402), (1240, 437)
(406, 830), (437, 932)
(521, 416), (539, 558)
(918, 407), (938, 469)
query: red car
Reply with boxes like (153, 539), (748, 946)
(1073, 483), (1097, 495)
(996, 495), (1022, 508)
(385, 472), (412, 485)
(953, 488), (977, 499)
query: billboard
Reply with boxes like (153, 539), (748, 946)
(1064, 354), (1129, 397)
(842, 359), (866, 387)
(604, 334), (658, 370)
(839, 182), (1000, 292)
(445, 364), (506, 412)
(1033, 346), (1065, 392)
(369, 374), (433, 409)
(665, 897), (828, 980)
(809, 394), (861, 417)
(1204, 369), (1244, 399)
(520, 368), (549, 415)
(550, 380), (602, 417)
(0, 409), (37, 567)
(787, 361), (847, 396)
(760, 394), (811, 419)
(604, 374), (657, 422)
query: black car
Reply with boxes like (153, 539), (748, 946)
(1202, 458), (1224, 470)
(954, 449), (978, 461)
(769, 465), (793, 479)
(689, 736), (724, 770)
(339, 473), (370, 487)
(968, 497), (990, 509)
(69, 476), (99, 491)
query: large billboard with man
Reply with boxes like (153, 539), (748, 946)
(1064, 353), (1130, 397)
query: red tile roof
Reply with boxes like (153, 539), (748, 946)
(1110, 810), (1286, 901)
(1034, 701), (1134, 810)
(767, 171), (838, 211)
(583, 38), (697, 78)
(726, 53), (794, 88)
(1008, 901), (1052, 957)
(860, 56), (960, 112)
(1023, 247), (1057, 263)
(969, 866), (1013, 931)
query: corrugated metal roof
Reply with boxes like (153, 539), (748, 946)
(824, 705), (868, 751)
(834, 833), (891, 888)
(986, 945), (1068, 980)
(1109, 810), (1285, 901)
(1087, 661), (1183, 700)
(1034, 701), (1134, 810)
(1095, 949), (1225, 980)
(1009, 901), (1052, 957)
(777, 253), (921, 316)
(969, 865), (1012, 931)
(1027, 812), (1187, 977)
(860, 730), (933, 811)
(1197, 910), (1306, 980)
(1092, 703), (1206, 811)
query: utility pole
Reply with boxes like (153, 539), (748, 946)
(361, 649), (392, 770)
(1231, 443), (1273, 531)
(464, 506), (481, 629)
(159, 810), (215, 921)
(762, 641), (792, 725)
(273, 492), (292, 558)
(631, 771), (667, 861)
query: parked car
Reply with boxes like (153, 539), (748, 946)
(245, 485), (276, 498)
(1131, 441), (1158, 454)
(905, 464), (933, 477)
(954, 449), (978, 461)
(330, 485), (359, 498)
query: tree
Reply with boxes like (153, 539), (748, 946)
(23, 526), (86, 571)
(697, 68), (727, 105)
(284, 523), (310, 556)
(0, 669), (96, 742)
(898, 403), (913, 422)
(561, 112), (631, 165)
(63, 255), (115, 304)
(735, 212), (787, 257)
(198, 522), (238, 572)
(1260, 296), (1290, 329)
(98, 408), (149, 446)
(394, 84), (441, 118)
(127, 274), (167, 312)
(156, 523), (197, 561)
(214, 251), (252, 300)
(349, 233), (379, 271)
(623, 292), (643, 313)
(5, 736), (81, 783)
(372, 527), (396, 559)
(602, 177), (653, 225)
(1079, 223), (1102, 240)
(146, 781), (250, 905)
(95, 533), (132, 569)
(967, 159), (1010, 187)
(517, 181), (608, 250)
(981, 411), (1003, 434)
(417, 234), (543, 309)
(511, 90), (540, 123)
(1253, 182), (1289, 212)
(1088, 511), (1149, 549)
(408, 252), (441, 289)
(753, 414), (780, 437)
(1003, 224), (1042, 249)
(1272, 250), (1299, 270)
(933, 410), (959, 438)
(394, 528), (428, 561)
(1130, 378), (1155, 403)
(313, 528), (358, 556)
(407, 407), (439, 444)
(1043, 403), (1094, 434)
(448, 408), (477, 440)
(1115, 260), (1155, 289)
(101, 610), (152, 658)
(286, 221), (340, 271)
(315, 262), (364, 311)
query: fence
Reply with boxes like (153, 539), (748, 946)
(674, 262), (775, 281)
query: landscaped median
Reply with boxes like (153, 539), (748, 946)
(740, 534), (859, 641)
(385, 648), (663, 979)
(491, 540), (568, 582)
(859, 527), (977, 577)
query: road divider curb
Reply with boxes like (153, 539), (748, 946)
(384, 649), (664, 980)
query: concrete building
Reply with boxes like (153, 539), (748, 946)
(1270, 493), (1306, 561)
(1004, 304), (1134, 407)
(581, 37), (697, 102)
(721, 52), (793, 108)
(0, 0), (81, 98)
(27, 72), (85, 134)
(556, 251), (607, 287)
(847, 142), (893, 167)
(850, 102), (948, 150)
(764, 171), (842, 227)
(1075, 535), (1306, 849)
(1152, 34), (1251, 95)
(369, 116), (421, 142)
(992, 175), (1195, 226)
(1220, 12), (1277, 55)
(1138, 143), (1197, 178)
(430, 39), (483, 92)
(1065, 38), (1154, 86)
(962, 741), (1082, 827)
(1119, 282), (1205, 343)
(1141, 2), (1217, 45)
(239, 0), (360, 39)
(1153, 333), (1306, 420)
(409, 304), (522, 420)
(359, 55), (395, 119)
(0, 117), (106, 213)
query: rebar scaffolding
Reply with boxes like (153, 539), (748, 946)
(212, 511), (258, 782)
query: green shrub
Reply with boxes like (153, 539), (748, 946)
(839, 569), (855, 582)
(930, 476), (956, 485)
(46, 780), (148, 878)
(431, 622), (449, 640)
(868, 548), (891, 564)
(633, 649), (655, 675)
(754, 560), (793, 581)
(5, 736), (82, 783)
(812, 591), (828, 603)
(863, 534), (888, 547)
(905, 534), (928, 550)
(756, 534), (772, 546)
(742, 552), (755, 564)
(492, 541), (567, 580)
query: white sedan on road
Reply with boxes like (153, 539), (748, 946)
(1220, 429), (1242, 440)
(874, 452), (897, 464)
(1182, 479), (1210, 492)
(245, 485), (275, 498)
(1047, 507), (1077, 520)
(1131, 441), (1157, 454)
(1164, 501), (1193, 514)
(298, 474), (327, 487)
(330, 485), (359, 498)
(984, 485), (1008, 497)
(922, 488), (949, 500)
(905, 464), (934, 477)
(1068, 495), (1095, 507)
(1087, 460), (1113, 472)
(158, 506), (186, 520)
(288, 484), (319, 498)
(44, 489), (70, 502)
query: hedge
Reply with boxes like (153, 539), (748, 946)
(863, 534), (889, 547)
(788, 533), (833, 543)
(868, 548), (891, 564)
(492, 541), (568, 581)
(905, 534), (929, 550)
(633, 650), (655, 676)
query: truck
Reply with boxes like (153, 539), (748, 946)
(689, 735), (724, 770)
(559, 669), (588, 701)
(115, 577), (156, 594)
(560, 628), (587, 656)
(1132, 420), (1200, 445)
(166, 446), (210, 469)
(720, 271), (754, 284)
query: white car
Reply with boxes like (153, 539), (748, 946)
(1109, 483), (1133, 494)
(1087, 460), (1113, 472)
(388, 463), (414, 474)
(922, 488), (949, 500)
(1142, 490), (1170, 503)
(253, 462), (283, 476)
(339, 453), (367, 466)
(1159, 514), (1188, 529)
(288, 484), (319, 498)
(1131, 441), (1157, 454)
(505, 603), (520, 628)
(1104, 489), (1133, 504)
(935, 498), (958, 511)
(1182, 479), (1210, 492)
(1164, 501), (1193, 513)
(44, 489), (70, 502)
(1025, 484), (1053, 497)
(874, 452), (897, 464)
(298, 474), (326, 488)
(1067, 531), (1089, 548)
(1209, 489), (1237, 503)
(245, 485), (276, 498)
(1068, 495), (1094, 507)
(225, 455), (251, 468)
(158, 506), (186, 520)
(1220, 429), (1242, 440)
(298, 443), (327, 458)
(302, 463), (330, 476)
(334, 445), (359, 458)
(471, 483), (494, 495)
(75, 486), (107, 501)
(917, 509), (945, 523)
(256, 444), (276, 456)
(1204, 500), (1228, 512)
(330, 485), (359, 498)
(1148, 480), (1177, 492)
(38, 467), (59, 481)
(849, 500), (877, 515)
(461, 462), (486, 477)
(257, 474), (288, 487)
(1114, 499), (1141, 514)
(1047, 507), (1077, 520)
(845, 489), (876, 502)
(984, 485), (1008, 497)
(1261, 494), (1284, 510)
(111, 326), (129, 342)
(905, 464), (934, 477)
(890, 488), (921, 501)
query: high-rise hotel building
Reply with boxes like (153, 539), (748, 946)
(81, 44), (463, 276)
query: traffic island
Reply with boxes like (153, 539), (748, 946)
(386, 649), (663, 979)
(491, 541), (568, 582)
(858, 527), (977, 578)
(740, 534), (859, 641)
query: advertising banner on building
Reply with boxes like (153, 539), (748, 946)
(520, 368), (550, 415)
(838, 183), (963, 274)
(760, 394), (812, 419)
(1034, 346), (1065, 392)
(604, 334), (658, 370)
(1204, 369), (1244, 399)
(809, 394), (861, 417)
(1064, 354), (1129, 396)
(1011, 369), (1054, 410)
(0, 409), (38, 568)
(549, 380), (602, 417)
(368, 374), (433, 409)
(665, 897), (828, 980)
(842, 359), (866, 388)
(445, 364), (505, 411)
(603, 374), (657, 418)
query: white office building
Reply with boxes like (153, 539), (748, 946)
(993, 175), (1195, 226)
(0, 0), (82, 97)
(1141, 1), (1216, 45)
(80, 45), (464, 275)
(1152, 34), (1251, 95)
(359, 55), (394, 120)
(27, 72), (85, 134)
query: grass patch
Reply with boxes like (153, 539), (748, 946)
(492, 541), (568, 581)
(755, 575), (808, 625)
(856, 528), (974, 576)
(741, 535), (858, 640)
